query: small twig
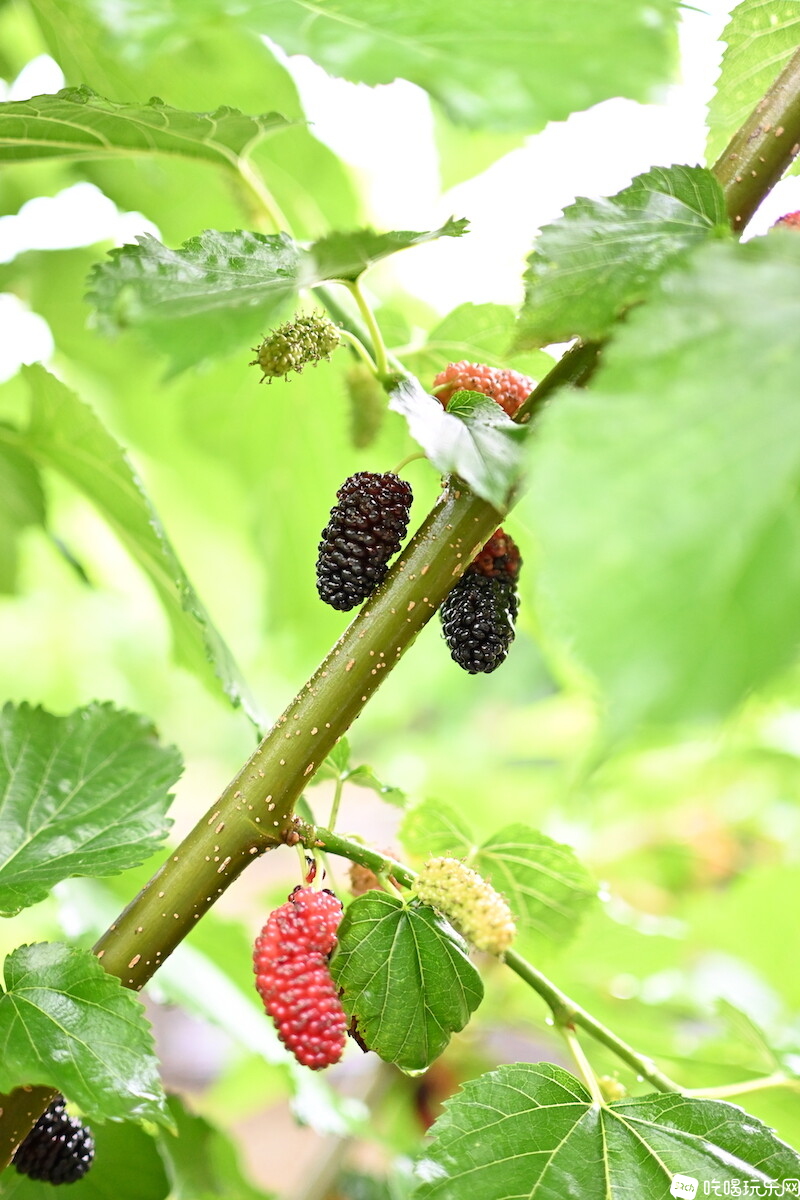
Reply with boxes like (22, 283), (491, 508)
(687, 1071), (798, 1100)
(562, 1026), (605, 1106)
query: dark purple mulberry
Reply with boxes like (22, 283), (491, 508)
(440, 573), (519, 674)
(316, 472), (413, 611)
(13, 1095), (95, 1185)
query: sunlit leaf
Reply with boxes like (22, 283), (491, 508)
(526, 236), (800, 733)
(0, 943), (170, 1126)
(403, 303), (553, 385)
(400, 804), (594, 947)
(253, 0), (680, 132)
(87, 220), (465, 372)
(412, 1063), (800, 1197)
(0, 701), (180, 917)
(474, 825), (596, 946)
(0, 436), (46, 593)
(308, 219), (468, 283)
(400, 800), (474, 860)
(0, 86), (291, 166)
(517, 165), (729, 348)
(706, 1), (800, 170)
(12, 366), (265, 728)
(389, 378), (527, 510)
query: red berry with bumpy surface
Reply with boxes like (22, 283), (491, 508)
(432, 361), (535, 417)
(316, 472), (413, 611)
(773, 211), (800, 230)
(253, 886), (347, 1070)
(470, 527), (522, 586)
(13, 1095), (95, 1185)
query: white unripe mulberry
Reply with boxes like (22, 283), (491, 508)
(415, 857), (516, 956)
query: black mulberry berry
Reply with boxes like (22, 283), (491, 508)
(316, 472), (413, 611)
(13, 1095), (95, 1185)
(440, 573), (518, 674)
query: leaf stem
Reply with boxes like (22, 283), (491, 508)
(562, 1026), (605, 1106)
(687, 1072), (798, 1100)
(337, 328), (378, 373)
(341, 279), (390, 378)
(236, 157), (291, 233)
(503, 949), (684, 1094)
(713, 45), (800, 231)
(328, 777), (345, 832)
(300, 826), (683, 1095)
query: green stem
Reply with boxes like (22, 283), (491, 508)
(87, 478), (501, 993)
(296, 823), (417, 890)
(503, 949), (683, 1094)
(300, 826), (683, 1095)
(341, 279), (390, 378)
(236, 157), (291, 234)
(687, 1072), (797, 1100)
(337, 328), (378, 373)
(713, 45), (800, 231)
(514, 340), (603, 426)
(562, 1026), (605, 1106)
(328, 777), (345, 832)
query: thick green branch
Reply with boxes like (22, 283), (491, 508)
(88, 480), (502, 996)
(713, 45), (800, 230)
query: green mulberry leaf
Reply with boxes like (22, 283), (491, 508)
(413, 1063), (800, 1198)
(0, 701), (181, 917)
(0, 943), (170, 1126)
(331, 892), (483, 1074)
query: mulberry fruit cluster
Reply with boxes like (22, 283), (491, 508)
(316, 472), (413, 611)
(253, 886), (348, 1070)
(441, 527), (522, 674)
(13, 1095), (95, 1185)
(251, 313), (341, 381)
(415, 857), (516, 956)
(432, 361), (535, 418)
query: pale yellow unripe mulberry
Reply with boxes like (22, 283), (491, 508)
(415, 857), (516, 956)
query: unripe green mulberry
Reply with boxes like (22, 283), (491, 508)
(415, 857), (516, 956)
(251, 313), (341, 381)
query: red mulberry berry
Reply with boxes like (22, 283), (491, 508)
(316, 472), (413, 611)
(253, 886), (348, 1070)
(432, 361), (535, 418)
(470, 528), (521, 586)
(440, 573), (518, 674)
(13, 1095), (95, 1185)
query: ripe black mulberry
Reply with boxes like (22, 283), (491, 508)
(440, 573), (518, 674)
(13, 1095), (95, 1185)
(316, 472), (413, 611)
